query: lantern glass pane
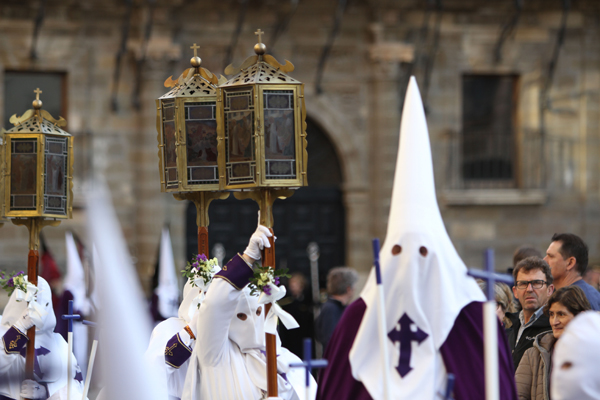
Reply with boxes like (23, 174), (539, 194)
(224, 89), (256, 185)
(44, 136), (68, 215)
(185, 102), (218, 185)
(162, 100), (178, 189)
(10, 139), (37, 210)
(263, 90), (296, 180)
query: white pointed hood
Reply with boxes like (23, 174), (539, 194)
(349, 77), (485, 399)
(155, 227), (180, 319)
(64, 231), (91, 315)
(88, 179), (168, 400)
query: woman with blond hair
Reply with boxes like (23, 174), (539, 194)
(476, 280), (517, 327)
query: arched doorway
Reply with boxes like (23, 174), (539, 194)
(185, 117), (345, 287)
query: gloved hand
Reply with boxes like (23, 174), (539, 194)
(20, 379), (47, 399)
(243, 225), (273, 261)
(14, 307), (38, 333)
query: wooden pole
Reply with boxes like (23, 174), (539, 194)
(198, 226), (209, 257)
(173, 191), (229, 257)
(262, 233), (278, 397)
(11, 218), (60, 395)
(25, 248), (38, 379)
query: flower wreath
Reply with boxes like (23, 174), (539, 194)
(182, 254), (220, 288)
(248, 265), (291, 296)
(0, 271), (27, 297)
(248, 265), (298, 335)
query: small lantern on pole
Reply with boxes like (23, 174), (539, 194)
(220, 28), (308, 190)
(155, 44), (229, 256)
(0, 88), (74, 382)
(222, 29), (308, 398)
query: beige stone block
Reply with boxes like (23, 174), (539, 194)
(537, 11), (583, 28)
(450, 221), (496, 241)
(514, 28), (551, 42)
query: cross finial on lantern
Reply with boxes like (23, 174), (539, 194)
(190, 43), (200, 58)
(34, 88), (42, 101)
(255, 29), (264, 44)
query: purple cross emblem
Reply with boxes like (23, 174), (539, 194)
(388, 313), (428, 378)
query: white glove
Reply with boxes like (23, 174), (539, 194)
(20, 379), (47, 399)
(14, 307), (36, 333)
(244, 225), (273, 261)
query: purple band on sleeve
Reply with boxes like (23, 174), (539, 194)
(164, 333), (192, 369)
(214, 253), (254, 290)
(2, 326), (29, 355)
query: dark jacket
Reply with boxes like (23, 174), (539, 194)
(506, 311), (551, 372)
(315, 298), (345, 350)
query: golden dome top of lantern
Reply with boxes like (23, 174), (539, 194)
(160, 44), (226, 100)
(221, 29), (301, 88)
(1, 88), (73, 220)
(218, 29), (308, 190)
(5, 88), (70, 137)
(156, 44), (227, 193)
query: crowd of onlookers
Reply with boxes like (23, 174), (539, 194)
(485, 233), (600, 400)
(280, 232), (600, 399)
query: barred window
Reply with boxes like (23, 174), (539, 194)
(462, 74), (518, 188)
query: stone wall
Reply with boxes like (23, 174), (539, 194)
(0, 0), (599, 297)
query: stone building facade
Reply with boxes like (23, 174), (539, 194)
(0, 0), (599, 294)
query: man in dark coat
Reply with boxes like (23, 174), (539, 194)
(314, 267), (358, 350)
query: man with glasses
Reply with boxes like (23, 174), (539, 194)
(506, 256), (554, 371)
(544, 232), (600, 310)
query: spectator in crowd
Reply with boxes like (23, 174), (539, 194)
(476, 280), (517, 327)
(509, 245), (543, 313)
(315, 267), (358, 350)
(515, 286), (591, 400)
(279, 273), (314, 359)
(551, 310), (600, 400)
(583, 265), (600, 291)
(506, 257), (554, 371)
(544, 233), (600, 310)
(513, 245), (543, 269)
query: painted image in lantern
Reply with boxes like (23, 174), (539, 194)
(187, 121), (218, 166)
(163, 121), (177, 168)
(264, 110), (294, 159)
(45, 154), (65, 196)
(228, 112), (253, 161)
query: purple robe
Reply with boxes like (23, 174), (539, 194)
(56, 290), (78, 339)
(317, 299), (517, 400)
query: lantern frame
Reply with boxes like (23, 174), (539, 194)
(1, 107), (73, 220)
(219, 55), (308, 190)
(156, 56), (225, 193)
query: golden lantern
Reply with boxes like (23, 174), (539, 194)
(219, 29), (308, 190)
(219, 29), (309, 397)
(1, 88), (73, 380)
(155, 44), (229, 256)
(1, 88), (73, 220)
(156, 44), (227, 192)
